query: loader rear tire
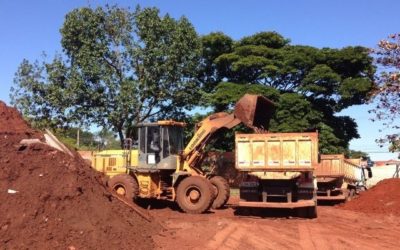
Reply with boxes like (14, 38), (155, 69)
(176, 176), (214, 214)
(210, 176), (230, 209)
(108, 174), (139, 202)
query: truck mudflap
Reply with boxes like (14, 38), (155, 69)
(238, 199), (316, 208)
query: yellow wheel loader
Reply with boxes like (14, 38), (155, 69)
(95, 94), (274, 214)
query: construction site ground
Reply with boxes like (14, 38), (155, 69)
(152, 196), (400, 250)
(2, 100), (400, 249)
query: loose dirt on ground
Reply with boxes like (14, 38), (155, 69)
(1, 100), (400, 249)
(0, 101), (157, 249)
(152, 197), (400, 250)
(339, 178), (400, 216)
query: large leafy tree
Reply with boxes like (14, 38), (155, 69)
(11, 5), (201, 144)
(371, 33), (400, 152)
(199, 31), (376, 153)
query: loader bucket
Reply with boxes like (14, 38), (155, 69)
(234, 94), (275, 129)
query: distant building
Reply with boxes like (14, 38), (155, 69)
(374, 159), (400, 167)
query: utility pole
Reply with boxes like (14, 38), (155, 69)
(77, 128), (80, 148)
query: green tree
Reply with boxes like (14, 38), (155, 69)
(197, 32), (234, 93)
(199, 31), (376, 153)
(346, 150), (368, 159)
(11, 5), (201, 146)
(54, 127), (97, 150)
(95, 129), (121, 150)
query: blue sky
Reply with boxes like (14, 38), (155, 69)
(1, 0), (399, 160)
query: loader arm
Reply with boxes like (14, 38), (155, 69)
(180, 94), (275, 174)
(182, 112), (240, 173)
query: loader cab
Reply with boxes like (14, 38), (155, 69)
(137, 121), (185, 170)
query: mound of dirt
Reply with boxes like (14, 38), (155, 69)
(0, 101), (156, 249)
(340, 178), (400, 216)
(0, 101), (38, 135)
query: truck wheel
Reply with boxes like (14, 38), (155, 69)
(296, 206), (317, 219)
(107, 174), (139, 202)
(176, 176), (214, 214)
(210, 176), (230, 209)
(346, 189), (355, 201)
(307, 205), (317, 219)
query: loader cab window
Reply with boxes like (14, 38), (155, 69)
(168, 126), (184, 155)
(138, 125), (183, 166)
(139, 127), (146, 153)
(147, 126), (161, 153)
(161, 126), (184, 158)
(146, 126), (161, 164)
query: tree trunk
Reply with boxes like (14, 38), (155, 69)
(118, 129), (124, 149)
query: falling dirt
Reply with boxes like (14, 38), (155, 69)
(0, 101), (156, 249)
(340, 178), (400, 216)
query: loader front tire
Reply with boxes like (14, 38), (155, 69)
(176, 176), (214, 214)
(210, 176), (230, 209)
(108, 174), (139, 202)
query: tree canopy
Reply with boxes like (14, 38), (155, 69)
(11, 5), (201, 144)
(199, 31), (376, 153)
(371, 33), (400, 152)
(10, 7), (377, 153)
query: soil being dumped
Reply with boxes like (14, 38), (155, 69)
(0, 101), (156, 249)
(340, 178), (400, 216)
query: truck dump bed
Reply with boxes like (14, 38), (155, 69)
(235, 132), (318, 171)
(315, 154), (365, 201)
(316, 154), (363, 183)
(236, 132), (318, 213)
(343, 159), (363, 183)
(316, 154), (344, 178)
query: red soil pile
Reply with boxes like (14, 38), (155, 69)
(0, 101), (156, 249)
(0, 101), (39, 135)
(340, 178), (400, 216)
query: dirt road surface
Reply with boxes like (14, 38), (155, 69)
(152, 198), (400, 250)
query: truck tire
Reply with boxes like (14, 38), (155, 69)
(210, 176), (230, 209)
(346, 188), (355, 201)
(107, 174), (139, 202)
(297, 205), (317, 219)
(176, 176), (214, 214)
(307, 205), (318, 219)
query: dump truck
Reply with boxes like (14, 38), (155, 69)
(315, 154), (372, 201)
(92, 94), (274, 214)
(235, 132), (319, 218)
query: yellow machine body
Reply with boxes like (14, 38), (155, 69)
(92, 150), (138, 177)
(90, 95), (275, 202)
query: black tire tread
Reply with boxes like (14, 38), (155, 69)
(210, 176), (230, 209)
(107, 174), (139, 202)
(176, 176), (214, 214)
(307, 205), (318, 218)
(346, 188), (356, 202)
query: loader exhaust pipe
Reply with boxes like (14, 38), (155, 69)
(234, 94), (275, 130)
